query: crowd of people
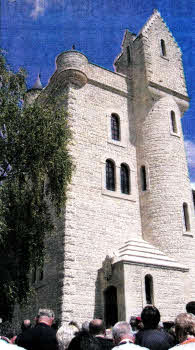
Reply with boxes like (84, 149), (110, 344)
(0, 302), (195, 350)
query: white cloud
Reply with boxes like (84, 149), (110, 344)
(30, 0), (46, 19)
(191, 183), (195, 190)
(184, 140), (195, 167)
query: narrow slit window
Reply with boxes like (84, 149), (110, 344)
(111, 114), (120, 141)
(32, 266), (36, 284)
(171, 111), (177, 133)
(145, 274), (154, 304)
(141, 165), (147, 191)
(183, 203), (190, 232)
(121, 163), (130, 194)
(192, 190), (195, 212)
(127, 46), (131, 65)
(106, 160), (115, 191)
(39, 268), (44, 281)
(161, 39), (166, 57)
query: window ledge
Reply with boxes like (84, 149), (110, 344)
(170, 132), (180, 138)
(140, 189), (150, 194)
(183, 232), (193, 238)
(160, 55), (169, 61)
(102, 188), (136, 202)
(107, 140), (126, 148)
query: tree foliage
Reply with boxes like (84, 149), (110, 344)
(0, 53), (74, 320)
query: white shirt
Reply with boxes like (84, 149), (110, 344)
(113, 338), (150, 350)
(0, 339), (26, 350)
(170, 341), (195, 350)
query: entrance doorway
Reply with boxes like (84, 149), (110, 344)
(104, 286), (118, 327)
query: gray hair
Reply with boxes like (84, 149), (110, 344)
(112, 321), (131, 340)
(175, 313), (195, 343)
(56, 324), (78, 350)
(81, 321), (90, 332)
(37, 309), (55, 319)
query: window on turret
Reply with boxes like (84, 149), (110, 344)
(32, 266), (37, 284)
(145, 274), (154, 304)
(127, 46), (131, 65)
(111, 114), (120, 141)
(39, 267), (44, 281)
(160, 39), (166, 57)
(183, 203), (190, 232)
(140, 165), (147, 191)
(120, 163), (130, 194)
(192, 190), (195, 212)
(32, 264), (44, 283)
(106, 159), (115, 191)
(170, 111), (177, 133)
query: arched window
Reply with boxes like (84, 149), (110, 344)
(183, 203), (190, 231)
(145, 274), (154, 304)
(161, 39), (166, 57)
(140, 165), (147, 191)
(111, 114), (120, 141)
(170, 111), (177, 133)
(106, 160), (115, 191)
(120, 163), (130, 194)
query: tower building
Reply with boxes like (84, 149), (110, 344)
(19, 10), (195, 325)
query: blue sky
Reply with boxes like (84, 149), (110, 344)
(1, 0), (194, 187)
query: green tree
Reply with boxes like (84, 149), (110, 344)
(0, 53), (73, 320)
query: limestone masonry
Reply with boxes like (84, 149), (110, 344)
(19, 10), (195, 325)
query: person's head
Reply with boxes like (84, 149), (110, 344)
(175, 313), (195, 343)
(130, 316), (137, 330)
(141, 305), (160, 329)
(21, 320), (31, 332)
(36, 309), (55, 327)
(81, 321), (90, 332)
(56, 323), (78, 350)
(112, 321), (133, 345)
(186, 302), (195, 315)
(89, 319), (106, 336)
(136, 317), (143, 330)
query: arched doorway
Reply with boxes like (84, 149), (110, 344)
(104, 286), (118, 328)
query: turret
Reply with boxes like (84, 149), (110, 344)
(130, 11), (194, 264)
(49, 50), (88, 89)
(25, 73), (43, 106)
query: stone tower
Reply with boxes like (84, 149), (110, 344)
(16, 10), (195, 325)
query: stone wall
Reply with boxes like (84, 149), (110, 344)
(124, 263), (188, 321)
(60, 75), (143, 323)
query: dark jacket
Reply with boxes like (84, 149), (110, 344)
(16, 322), (58, 350)
(95, 336), (114, 350)
(135, 329), (174, 350)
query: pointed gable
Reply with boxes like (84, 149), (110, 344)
(138, 9), (188, 97)
(139, 9), (181, 54)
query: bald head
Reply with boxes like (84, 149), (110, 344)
(89, 319), (106, 336)
(21, 320), (31, 332)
